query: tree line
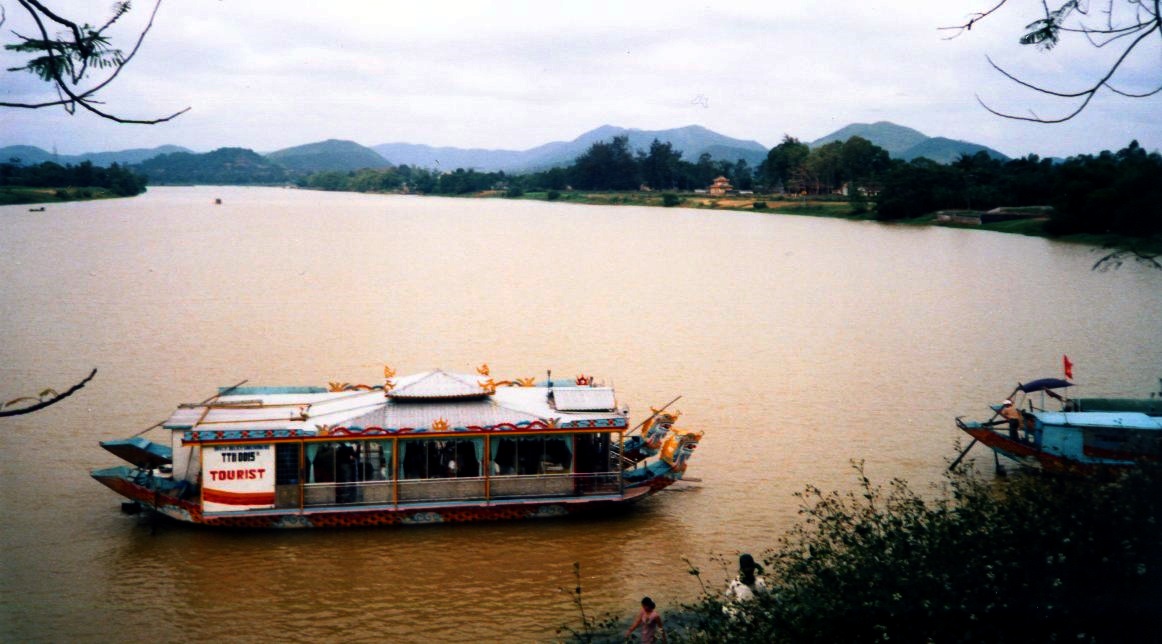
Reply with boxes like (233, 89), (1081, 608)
(0, 159), (146, 197)
(292, 135), (1162, 242)
(876, 141), (1162, 238)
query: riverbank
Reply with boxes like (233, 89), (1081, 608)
(0, 186), (134, 206)
(507, 189), (1162, 260)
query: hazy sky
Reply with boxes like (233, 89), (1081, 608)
(1, 1), (1159, 159)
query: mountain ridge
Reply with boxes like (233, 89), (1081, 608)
(809, 121), (1009, 163)
(3, 121), (1012, 177)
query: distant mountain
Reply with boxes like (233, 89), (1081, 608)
(373, 124), (768, 172)
(810, 121), (1008, 163)
(266, 139), (390, 173)
(369, 142), (527, 172)
(811, 122), (929, 157)
(81, 145), (193, 166)
(133, 147), (289, 185)
(897, 137), (1009, 164)
(0, 145), (55, 165)
(0, 144), (191, 167)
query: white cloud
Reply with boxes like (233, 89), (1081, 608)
(1, 0), (1158, 158)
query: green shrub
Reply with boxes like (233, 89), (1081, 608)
(547, 190), (561, 201)
(752, 201), (767, 210)
(662, 193), (682, 207)
(675, 461), (1162, 642)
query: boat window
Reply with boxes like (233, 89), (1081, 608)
(490, 435), (573, 475)
(401, 438), (482, 479)
(275, 443), (300, 485)
(575, 433), (613, 473)
(357, 440), (392, 481)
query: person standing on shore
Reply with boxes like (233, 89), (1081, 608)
(625, 596), (666, 643)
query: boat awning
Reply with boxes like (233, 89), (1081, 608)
(552, 387), (617, 411)
(1019, 378), (1074, 393)
(101, 437), (173, 469)
(1035, 411), (1162, 430)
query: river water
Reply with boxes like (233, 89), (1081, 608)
(2, 186), (1159, 641)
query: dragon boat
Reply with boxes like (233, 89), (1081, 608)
(954, 377), (1162, 474)
(92, 366), (702, 528)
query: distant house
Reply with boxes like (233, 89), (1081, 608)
(708, 176), (733, 196)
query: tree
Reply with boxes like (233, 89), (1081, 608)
(945, 1), (1161, 122)
(838, 136), (891, 188)
(760, 135), (809, 192)
(640, 139), (683, 191)
(804, 141), (844, 194)
(570, 136), (640, 191)
(1, 0), (187, 123)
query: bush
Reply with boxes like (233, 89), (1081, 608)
(505, 186), (524, 198)
(547, 190), (561, 201)
(676, 461), (1162, 642)
(662, 193), (682, 207)
(752, 201), (767, 210)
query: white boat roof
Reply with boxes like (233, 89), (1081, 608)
(165, 377), (627, 441)
(387, 369), (489, 399)
(1036, 411), (1162, 431)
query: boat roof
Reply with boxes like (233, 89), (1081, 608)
(1035, 411), (1162, 431)
(552, 386), (617, 411)
(166, 375), (627, 443)
(387, 369), (490, 400)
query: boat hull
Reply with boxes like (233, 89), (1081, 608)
(92, 466), (674, 529)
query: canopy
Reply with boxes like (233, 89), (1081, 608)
(1018, 378), (1074, 393)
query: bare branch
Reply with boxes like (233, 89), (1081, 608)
(954, 0), (1162, 122)
(940, 0), (1010, 39)
(0, 368), (97, 417)
(977, 14), (1161, 122)
(1, 0), (189, 124)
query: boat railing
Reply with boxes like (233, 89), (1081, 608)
(301, 471), (621, 508)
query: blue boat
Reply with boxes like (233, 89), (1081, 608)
(954, 378), (1162, 473)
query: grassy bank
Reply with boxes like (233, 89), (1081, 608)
(0, 186), (131, 206)
(510, 190), (1160, 260)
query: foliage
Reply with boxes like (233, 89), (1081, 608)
(1047, 140), (1162, 238)
(0, 159), (145, 196)
(674, 461), (1162, 642)
(662, 193), (682, 207)
(570, 135), (641, 191)
(874, 141), (1162, 244)
(759, 135), (809, 191)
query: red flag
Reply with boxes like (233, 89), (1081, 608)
(1063, 355), (1074, 380)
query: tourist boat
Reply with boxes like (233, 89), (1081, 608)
(954, 378), (1162, 474)
(92, 366), (702, 528)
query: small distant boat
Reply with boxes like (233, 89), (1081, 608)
(954, 378), (1162, 474)
(92, 366), (702, 528)
(28, 206), (45, 212)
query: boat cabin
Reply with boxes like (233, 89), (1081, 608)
(155, 370), (628, 517)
